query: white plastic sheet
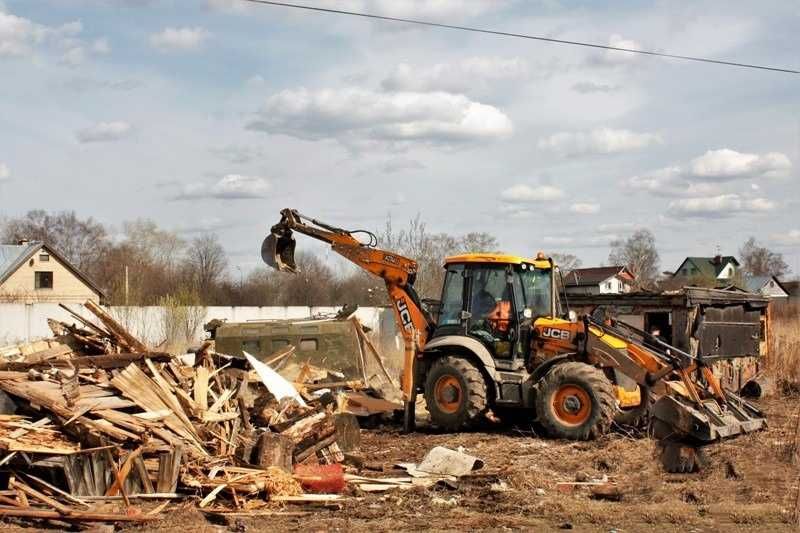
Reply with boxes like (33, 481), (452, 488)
(243, 350), (307, 408)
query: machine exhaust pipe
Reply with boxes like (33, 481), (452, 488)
(261, 229), (298, 273)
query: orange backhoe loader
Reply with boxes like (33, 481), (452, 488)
(262, 208), (765, 472)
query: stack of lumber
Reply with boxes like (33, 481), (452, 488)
(0, 300), (351, 524)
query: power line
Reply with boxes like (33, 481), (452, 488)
(240, 0), (799, 75)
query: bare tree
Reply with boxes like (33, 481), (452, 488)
(739, 237), (790, 278)
(186, 234), (228, 294)
(550, 253), (582, 272)
(1, 210), (109, 275)
(381, 214), (499, 299)
(276, 253), (337, 306)
(122, 219), (186, 270)
(459, 232), (499, 254)
(608, 229), (660, 289)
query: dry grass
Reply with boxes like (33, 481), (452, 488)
(769, 304), (800, 393)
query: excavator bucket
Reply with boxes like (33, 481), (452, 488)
(261, 229), (297, 273)
(651, 390), (766, 443)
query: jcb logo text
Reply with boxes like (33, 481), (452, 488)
(541, 327), (569, 340)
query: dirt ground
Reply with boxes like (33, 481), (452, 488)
(4, 396), (800, 532)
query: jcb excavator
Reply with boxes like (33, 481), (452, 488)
(262, 208), (765, 471)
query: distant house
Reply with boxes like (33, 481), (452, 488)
(0, 241), (104, 303)
(563, 266), (635, 295)
(672, 255), (739, 282)
(743, 275), (789, 300)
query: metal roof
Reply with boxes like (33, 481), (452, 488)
(743, 275), (789, 295)
(0, 242), (42, 284)
(676, 256), (739, 278)
(0, 241), (105, 299)
(444, 253), (550, 269)
(563, 266), (632, 287)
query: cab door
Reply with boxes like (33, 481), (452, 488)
(432, 263), (468, 338)
(465, 264), (518, 359)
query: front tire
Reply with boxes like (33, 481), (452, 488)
(536, 362), (615, 440)
(424, 356), (487, 430)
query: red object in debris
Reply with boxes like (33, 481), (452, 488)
(294, 463), (345, 493)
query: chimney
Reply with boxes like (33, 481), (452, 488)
(17, 239), (29, 246)
(712, 255), (722, 265)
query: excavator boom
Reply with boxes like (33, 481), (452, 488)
(262, 208), (431, 430)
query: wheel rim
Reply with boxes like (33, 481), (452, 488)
(552, 384), (591, 425)
(434, 375), (463, 414)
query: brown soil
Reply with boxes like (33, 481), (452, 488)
(4, 397), (800, 532)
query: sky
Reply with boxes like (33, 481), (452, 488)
(0, 0), (798, 277)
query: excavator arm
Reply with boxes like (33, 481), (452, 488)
(262, 208), (431, 430)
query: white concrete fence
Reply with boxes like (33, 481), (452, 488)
(0, 303), (403, 363)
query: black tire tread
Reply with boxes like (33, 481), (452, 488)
(424, 356), (487, 430)
(536, 361), (616, 440)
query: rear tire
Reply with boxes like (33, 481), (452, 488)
(424, 356), (487, 430)
(536, 362), (615, 440)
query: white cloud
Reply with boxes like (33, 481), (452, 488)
(247, 87), (513, 145)
(623, 149), (793, 198)
(689, 149), (792, 181)
(381, 57), (528, 95)
(380, 158), (425, 173)
(75, 121), (132, 143)
(172, 174), (270, 200)
(174, 216), (239, 235)
(542, 233), (620, 249)
(571, 81), (620, 94)
(239, 1), (507, 20)
(0, 9), (43, 57)
(92, 38), (110, 54)
(0, 7), (106, 65)
(622, 166), (723, 197)
(591, 34), (643, 66)
(570, 202), (600, 214)
(500, 184), (564, 203)
(538, 128), (661, 157)
(666, 194), (776, 218)
(770, 229), (800, 246)
(0, 162), (9, 180)
(149, 27), (209, 51)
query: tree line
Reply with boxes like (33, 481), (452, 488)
(0, 210), (791, 306)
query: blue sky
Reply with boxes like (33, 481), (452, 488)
(0, 0), (798, 276)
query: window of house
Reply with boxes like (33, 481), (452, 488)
(35, 271), (53, 289)
(605, 282), (612, 290)
(39, 253), (50, 262)
(299, 338), (318, 351)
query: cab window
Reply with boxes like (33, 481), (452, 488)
(515, 265), (552, 318)
(439, 264), (465, 326)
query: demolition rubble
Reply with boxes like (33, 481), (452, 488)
(0, 301), (426, 526)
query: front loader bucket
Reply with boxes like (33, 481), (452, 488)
(651, 390), (766, 444)
(261, 230), (297, 273)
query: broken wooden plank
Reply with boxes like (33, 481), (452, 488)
(0, 507), (158, 522)
(83, 300), (149, 353)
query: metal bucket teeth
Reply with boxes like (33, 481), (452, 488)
(652, 393), (767, 443)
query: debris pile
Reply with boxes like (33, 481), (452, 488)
(0, 301), (360, 524)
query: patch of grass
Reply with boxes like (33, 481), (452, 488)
(769, 306), (800, 394)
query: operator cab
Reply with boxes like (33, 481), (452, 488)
(433, 253), (560, 368)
